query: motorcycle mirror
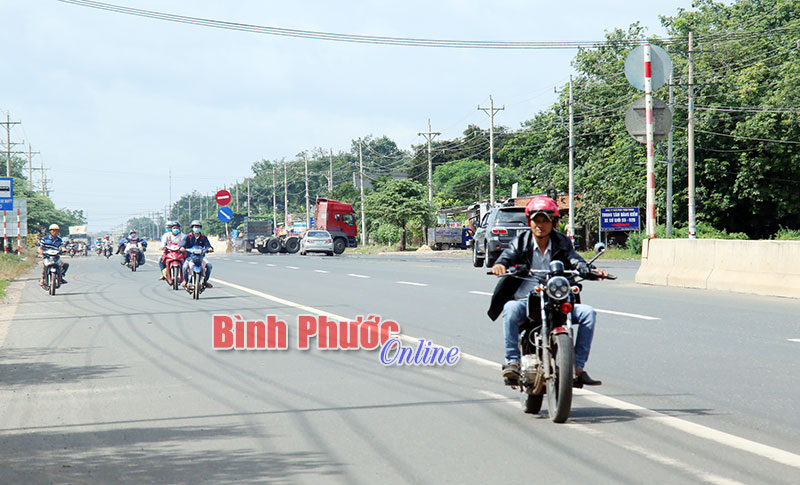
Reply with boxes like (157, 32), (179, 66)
(587, 242), (607, 266)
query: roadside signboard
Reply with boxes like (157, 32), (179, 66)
(215, 190), (232, 206)
(600, 207), (640, 231)
(2, 199), (27, 236)
(217, 206), (233, 222)
(0, 178), (12, 210)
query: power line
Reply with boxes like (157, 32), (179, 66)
(57, 0), (649, 50)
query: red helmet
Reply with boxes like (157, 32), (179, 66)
(525, 196), (560, 220)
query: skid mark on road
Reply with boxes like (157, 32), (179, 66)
(210, 276), (800, 471)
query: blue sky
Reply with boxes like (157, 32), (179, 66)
(1, 0), (697, 232)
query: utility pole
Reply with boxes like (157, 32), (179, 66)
(272, 166), (277, 232)
(188, 197), (192, 220)
(304, 154), (310, 228)
(168, 168), (172, 220)
(329, 149), (334, 194)
(359, 139), (366, 246)
(418, 119), (440, 204)
(235, 180), (239, 211)
(1, 113), (21, 177)
(26, 144), (40, 190)
(667, 73), (674, 238)
(567, 76), (575, 243)
(41, 166), (51, 197)
(247, 179), (251, 217)
(478, 95), (504, 206)
(284, 162), (288, 226)
(687, 31), (697, 239)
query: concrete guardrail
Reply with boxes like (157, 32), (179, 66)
(635, 238), (800, 298)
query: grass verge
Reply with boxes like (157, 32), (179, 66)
(0, 249), (36, 299)
(578, 247), (640, 261)
(347, 245), (421, 255)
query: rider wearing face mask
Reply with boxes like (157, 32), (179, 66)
(158, 221), (186, 280)
(488, 196), (607, 388)
(181, 220), (214, 288)
(117, 229), (148, 266)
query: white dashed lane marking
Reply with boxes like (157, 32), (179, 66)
(347, 274), (371, 279)
(396, 281), (428, 287)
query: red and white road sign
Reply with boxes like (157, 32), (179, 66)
(215, 189), (232, 206)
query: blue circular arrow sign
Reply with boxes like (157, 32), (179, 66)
(217, 206), (234, 222)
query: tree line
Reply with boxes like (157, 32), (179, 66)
(158, 0), (800, 243)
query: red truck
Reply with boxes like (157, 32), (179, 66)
(313, 198), (358, 254)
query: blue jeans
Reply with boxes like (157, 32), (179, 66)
(183, 260), (212, 283)
(502, 299), (596, 370)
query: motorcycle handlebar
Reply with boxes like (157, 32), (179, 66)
(487, 268), (617, 280)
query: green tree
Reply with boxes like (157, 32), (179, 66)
(366, 179), (432, 250)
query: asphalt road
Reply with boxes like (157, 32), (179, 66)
(1, 249), (798, 484)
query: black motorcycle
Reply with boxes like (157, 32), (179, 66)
(493, 243), (615, 423)
(41, 246), (64, 296)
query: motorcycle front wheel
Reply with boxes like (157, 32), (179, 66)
(48, 269), (58, 296)
(521, 392), (543, 414)
(192, 273), (201, 300)
(546, 333), (574, 423)
(171, 266), (180, 290)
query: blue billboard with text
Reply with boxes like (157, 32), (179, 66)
(600, 207), (640, 231)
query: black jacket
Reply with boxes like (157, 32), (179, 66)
(487, 230), (587, 321)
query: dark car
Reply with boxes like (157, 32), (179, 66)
(472, 206), (530, 267)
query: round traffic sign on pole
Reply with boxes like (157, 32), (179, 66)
(217, 206), (233, 222)
(625, 44), (672, 91)
(625, 97), (673, 144)
(216, 190), (232, 206)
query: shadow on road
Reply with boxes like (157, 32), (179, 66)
(565, 405), (718, 424)
(0, 424), (344, 484)
(0, 361), (125, 387)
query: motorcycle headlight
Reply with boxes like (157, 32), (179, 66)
(545, 276), (571, 300)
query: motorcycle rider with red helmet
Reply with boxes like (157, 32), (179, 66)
(488, 196), (607, 388)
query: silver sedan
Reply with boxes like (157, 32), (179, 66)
(300, 230), (334, 256)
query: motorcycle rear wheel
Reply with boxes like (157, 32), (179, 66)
(546, 333), (574, 423)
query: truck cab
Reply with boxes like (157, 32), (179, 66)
(314, 198), (358, 254)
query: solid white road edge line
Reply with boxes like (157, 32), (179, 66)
(595, 309), (660, 321)
(209, 276), (800, 469)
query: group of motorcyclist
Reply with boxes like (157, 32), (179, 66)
(37, 220), (214, 290)
(157, 219), (214, 288)
(37, 195), (607, 388)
